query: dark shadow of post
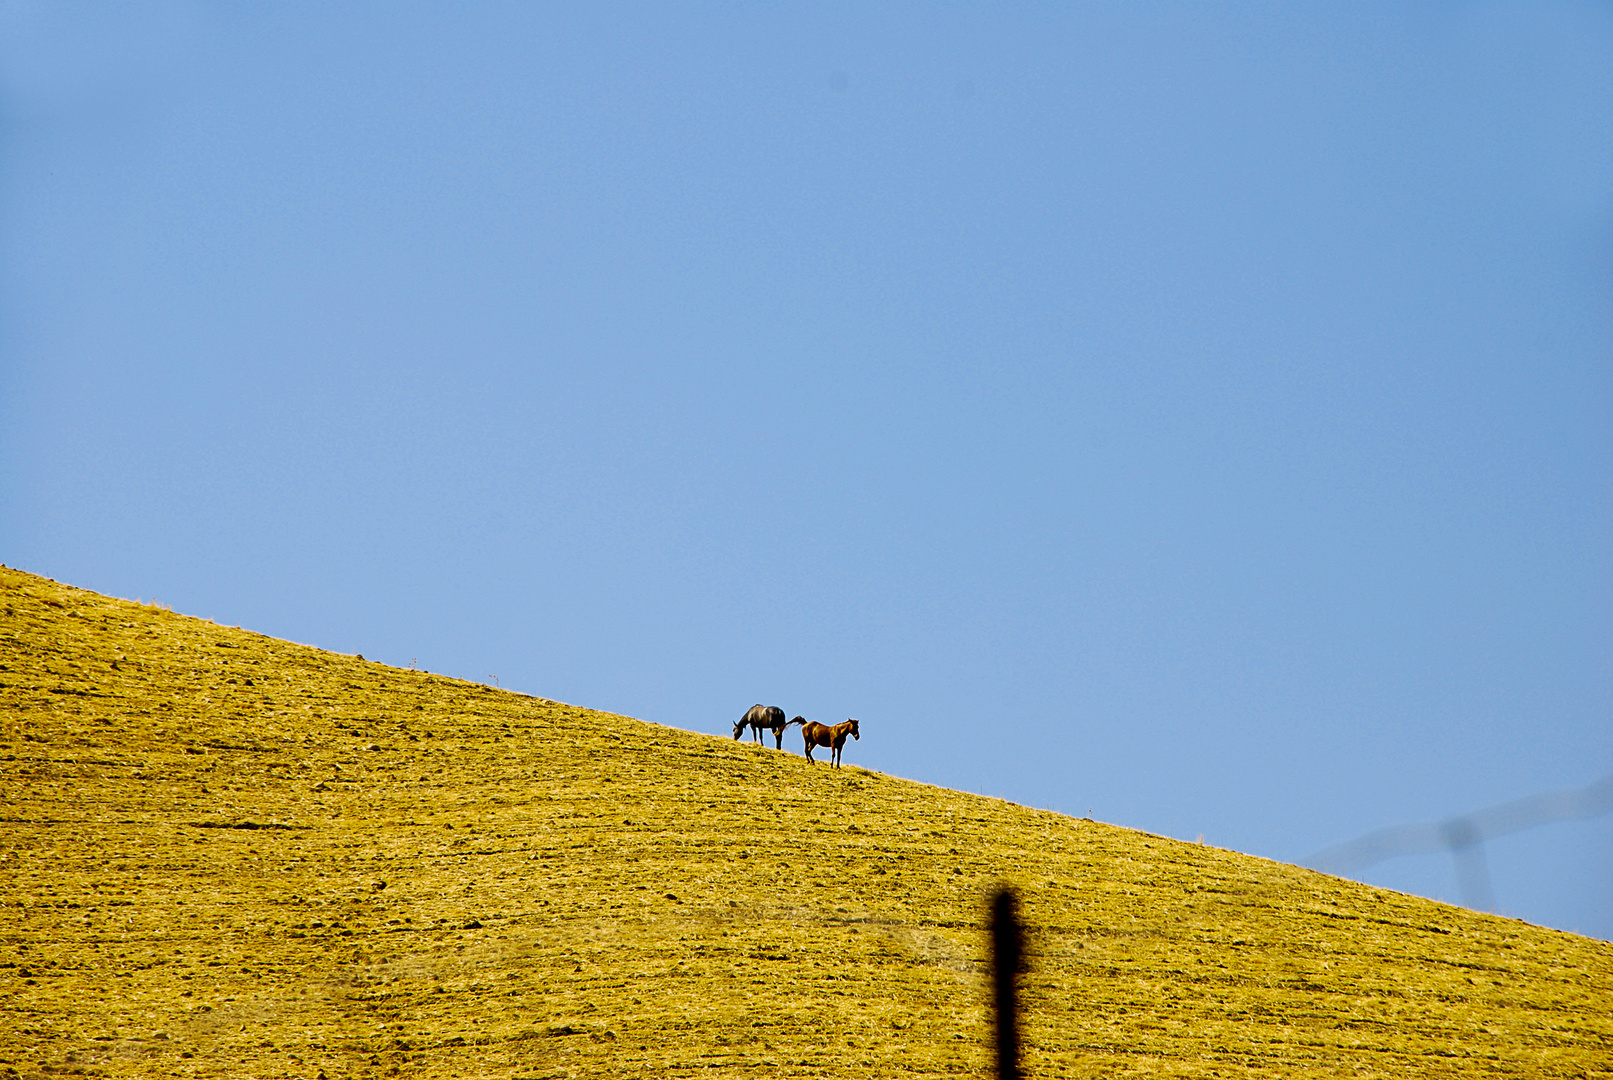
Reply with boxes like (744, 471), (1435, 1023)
(990, 887), (1023, 1080)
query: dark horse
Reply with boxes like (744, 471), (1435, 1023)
(733, 705), (800, 749)
(801, 718), (860, 767)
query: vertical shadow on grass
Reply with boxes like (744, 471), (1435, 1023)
(990, 887), (1023, 1080)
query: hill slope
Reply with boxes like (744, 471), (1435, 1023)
(1, 566), (1609, 1079)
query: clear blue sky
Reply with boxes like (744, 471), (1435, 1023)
(3, 3), (1609, 938)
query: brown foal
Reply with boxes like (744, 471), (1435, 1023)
(800, 718), (860, 767)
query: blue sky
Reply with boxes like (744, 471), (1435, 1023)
(3, 3), (1609, 938)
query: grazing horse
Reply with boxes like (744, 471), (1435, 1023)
(801, 718), (860, 767)
(734, 705), (797, 749)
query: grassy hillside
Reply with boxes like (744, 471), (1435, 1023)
(1, 566), (1609, 1079)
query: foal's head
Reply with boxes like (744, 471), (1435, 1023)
(846, 718), (860, 740)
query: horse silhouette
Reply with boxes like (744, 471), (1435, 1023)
(733, 705), (799, 749)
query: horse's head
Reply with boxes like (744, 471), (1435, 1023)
(732, 720), (746, 739)
(847, 718), (860, 740)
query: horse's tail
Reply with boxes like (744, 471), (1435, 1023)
(787, 716), (806, 727)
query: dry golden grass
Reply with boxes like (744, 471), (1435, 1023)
(1, 566), (1609, 1079)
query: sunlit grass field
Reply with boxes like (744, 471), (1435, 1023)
(2, 566), (1609, 1078)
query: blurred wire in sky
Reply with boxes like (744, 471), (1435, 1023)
(1307, 775), (1613, 913)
